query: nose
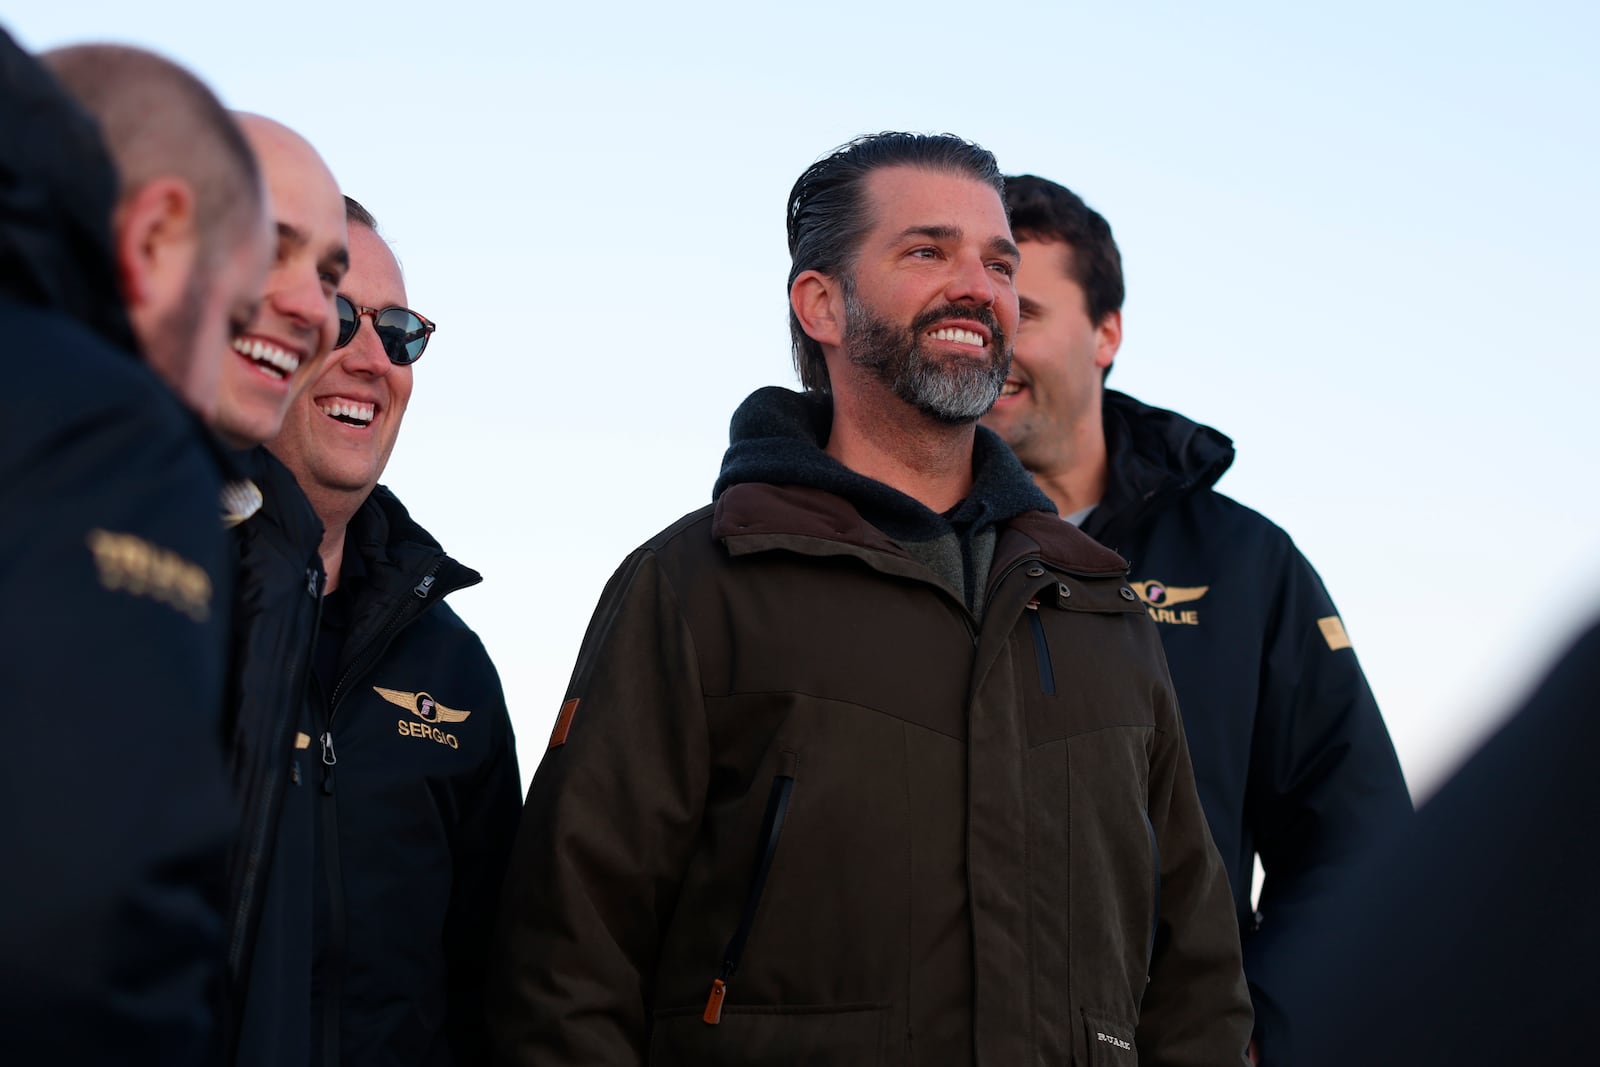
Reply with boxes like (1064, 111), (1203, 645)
(271, 267), (334, 336)
(340, 316), (394, 378)
(945, 248), (998, 308)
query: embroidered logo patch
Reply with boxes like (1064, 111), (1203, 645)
(375, 687), (472, 750)
(1317, 615), (1353, 651)
(374, 686), (472, 723)
(1130, 579), (1208, 626)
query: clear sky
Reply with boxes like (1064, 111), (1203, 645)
(10, 0), (1597, 797)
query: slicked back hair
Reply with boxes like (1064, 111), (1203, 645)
(344, 195), (378, 233)
(786, 132), (1005, 394)
(1003, 174), (1124, 329)
(43, 44), (263, 267)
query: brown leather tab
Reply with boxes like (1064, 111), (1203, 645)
(702, 978), (727, 1025)
(549, 698), (580, 748)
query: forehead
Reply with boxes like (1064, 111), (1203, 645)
(1016, 238), (1079, 287)
(344, 225), (406, 303)
(861, 165), (1011, 241)
(250, 127), (345, 254)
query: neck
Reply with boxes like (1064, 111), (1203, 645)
(1024, 396), (1109, 518)
(305, 487), (366, 595)
(826, 384), (976, 513)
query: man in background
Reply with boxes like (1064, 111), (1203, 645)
(981, 173), (1412, 1061)
(267, 197), (520, 1065)
(2, 34), (270, 1065)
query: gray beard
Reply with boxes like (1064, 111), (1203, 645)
(843, 291), (1011, 425)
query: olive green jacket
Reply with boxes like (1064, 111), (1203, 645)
(490, 482), (1252, 1066)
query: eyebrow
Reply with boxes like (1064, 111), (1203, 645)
(276, 221), (307, 251)
(277, 222), (351, 274)
(895, 225), (1021, 262)
(1018, 295), (1043, 317)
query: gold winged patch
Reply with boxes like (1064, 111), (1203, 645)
(373, 686), (472, 723)
(1130, 580), (1210, 608)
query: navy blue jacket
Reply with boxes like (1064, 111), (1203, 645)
(0, 27), (236, 1065)
(227, 447), (324, 1067)
(308, 486), (520, 1066)
(1082, 390), (1412, 1059)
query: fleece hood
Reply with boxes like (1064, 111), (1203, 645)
(713, 385), (1055, 540)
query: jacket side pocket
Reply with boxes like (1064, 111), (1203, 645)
(702, 751), (798, 1025)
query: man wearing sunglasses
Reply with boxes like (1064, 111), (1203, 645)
(266, 197), (520, 1067)
(214, 114), (349, 1067)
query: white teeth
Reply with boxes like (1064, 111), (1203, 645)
(232, 337), (300, 378)
(929, 327), (985, 347)
(1000, 382), (1022, 397)
(316, 399), (375, 425)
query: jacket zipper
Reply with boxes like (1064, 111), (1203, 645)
(1024, 603), (1056, 695)
(702, 770), (796, 1025)
(316, 559), (443, 1066)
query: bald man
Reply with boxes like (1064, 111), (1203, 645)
(214, 114), (350, 1067)
(4, 36), (268, 1067)
(47, 51), (349, 1064)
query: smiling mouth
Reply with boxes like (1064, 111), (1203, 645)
(317, 399), (375, 427)
(998, 380), (1023, 397)
(927, 326), (987, 347)
(232, 337), (300, 380)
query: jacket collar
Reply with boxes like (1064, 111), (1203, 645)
(347, 484), (480, 602)
(1087, 389), (1235, 543)
(713, 483), (1126, 579)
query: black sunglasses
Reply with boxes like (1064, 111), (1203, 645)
(334, 294), (436, 365)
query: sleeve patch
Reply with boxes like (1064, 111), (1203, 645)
(1317, 615), (1353, 651)
(549, 698), (580, 748)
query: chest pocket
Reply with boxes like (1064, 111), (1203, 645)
(1020, 576), (1158, 748)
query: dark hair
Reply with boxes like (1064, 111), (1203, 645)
(43, 45), (263, 257)
(344, 195), (378, 232)
(1003, 174), (1123, 328)
(787, 132), (1005, 393)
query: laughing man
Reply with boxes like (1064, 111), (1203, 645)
(264, 196), (521, 1065)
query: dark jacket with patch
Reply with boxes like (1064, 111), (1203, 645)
(227, 446), (325, 1067)
(489, 387), (1252, 1066)
(308, 486), (520, 1067)
(0, 28), (236, 1066)
(1082, 390), (1412, 1061)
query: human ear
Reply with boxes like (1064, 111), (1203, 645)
(113, 177), (200, 312)
(791, 269), (844, 350)
(1095, 308), (1123, 371)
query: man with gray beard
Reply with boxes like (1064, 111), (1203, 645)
(490, 132), (1251, 1066)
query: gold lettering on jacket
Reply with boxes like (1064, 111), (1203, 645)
(1131, 579), (1208, 626)
(85, 529), (211, 622)
(396, 719), (461, 749)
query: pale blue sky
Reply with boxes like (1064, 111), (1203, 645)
(11, 0), (1597, 794)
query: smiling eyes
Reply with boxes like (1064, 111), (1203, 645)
(907, 245), (1017, 278)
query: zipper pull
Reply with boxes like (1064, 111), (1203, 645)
(701, 974), (728, 1025)
(306, 567), (322, 597)
(320, 731), (338, 766)
(413, 574), (436, 598)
